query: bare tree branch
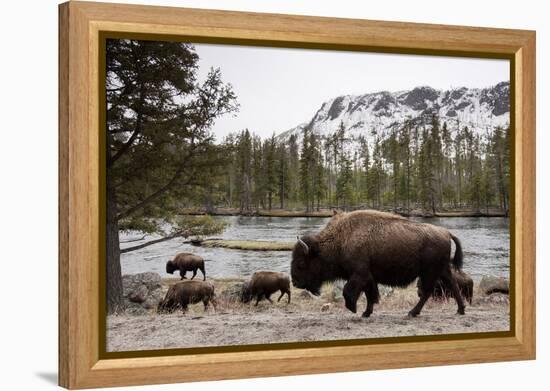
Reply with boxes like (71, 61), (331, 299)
(107, 84), (146, 167)
(107, 121), (141, 167)
(120, 231), (188, 253)
(117, 166), (187, 220)
(120, 235), (147, 244)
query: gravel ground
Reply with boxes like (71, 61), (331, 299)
(106, 279), (510, 352)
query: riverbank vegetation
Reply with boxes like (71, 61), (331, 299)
(198, 239), (294, 251)
(211, 120), (510, 216)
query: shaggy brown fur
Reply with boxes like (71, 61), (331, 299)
(417, 269), (474, 304)
(291, 210), (465, 318)
(166, 253), (206, 281)
(241, 271), (291, 305)
(157, 280), (216, 313)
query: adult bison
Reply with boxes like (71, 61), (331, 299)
(157, 280), (216, 313)
(417, 269), (474, 305)
(241, 271), (291, 305)
(290, 210), (466, 318)
(166, 253), (206, 281)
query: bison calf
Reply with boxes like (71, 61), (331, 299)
(241, 271), (291, 306)
(157, 280), (216, 314)
(417, 269), (474, 305)
(166, 253), (206, 281)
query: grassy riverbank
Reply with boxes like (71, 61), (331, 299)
(107, 277), (510, 352)
(198, 239), (294, 251)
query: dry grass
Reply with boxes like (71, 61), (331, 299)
(108, 277), (510, 352)
(156, 278), (507, 315)
(200, 239), (294, 251)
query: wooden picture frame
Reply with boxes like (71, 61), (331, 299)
(58, 1), (536, 388)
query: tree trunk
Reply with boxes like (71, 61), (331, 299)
(106, 173), (123, 314)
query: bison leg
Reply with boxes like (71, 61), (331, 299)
(191, 269), (197, 280)
(180, 270), (187, 280)
(440, 267), (466, 315)
(362, 281), (379, 318)
(203, 298), (209, 311)
(210, 296), (218, 311)
(277, 289), (291, 304)
(409, 276), (436, 317)
(343, 279), (363, 314)
(266, 293), (273, 304)
(468, 284), (473, 305)
(408, 294), (430, 318)
(254, 294), (263, 306)
(200, 265), (206, 281)
(277, 291), (285, 302)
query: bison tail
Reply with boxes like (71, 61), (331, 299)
(450, 233), (463, 270)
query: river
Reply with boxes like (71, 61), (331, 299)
(120, 216), (510, 281)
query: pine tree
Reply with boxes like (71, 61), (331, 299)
(454, 125), (465, 207)
(336, 152), (354, 209)
(219, 111), (509, 216)
(236, 130), (252, 212)
(313, 140), (327, 211)
(360, 137), (371, 206)
(276, 142), (289, 209)
(370, 137), (383, 208)
(287, 134), (300, 206)
(105, 39), (237, 313)
(430, 115), (444, 209)
(418, 128), (431, 210)
(389, 129), (400, 209)
(299, 128), (313, 212)
(251, 136), (264, 210)
(399, 124), (412, 210)
(264, 135), (278, 210)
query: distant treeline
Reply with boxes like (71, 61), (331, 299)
(205, 116), (510, 215)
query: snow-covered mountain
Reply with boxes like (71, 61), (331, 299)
(277, 82), (510, 145)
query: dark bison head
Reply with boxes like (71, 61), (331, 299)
(157, 299), (176, 314)
(166, 260), (176, 274)
(290, 235), (323, 296)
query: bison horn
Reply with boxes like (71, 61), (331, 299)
(297, 236), (309, 255)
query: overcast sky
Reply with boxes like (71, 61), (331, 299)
(194, 43), (509, 140)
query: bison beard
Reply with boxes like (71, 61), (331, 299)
(291, 210), (466, 318)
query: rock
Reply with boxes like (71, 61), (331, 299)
(476, 292), (509, 306)
(124, 302), (148, 316)
(128, 284), (148, 303)
(123, 272), (162, 292)
(298, 290), (319, 300)
(479, 275), (509, 295)
(143, 288), (164, 309)
(122, 273), (164, 314)
(320, 303), (332, 312)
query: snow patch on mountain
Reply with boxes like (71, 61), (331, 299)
(277, 82), (510, 145)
